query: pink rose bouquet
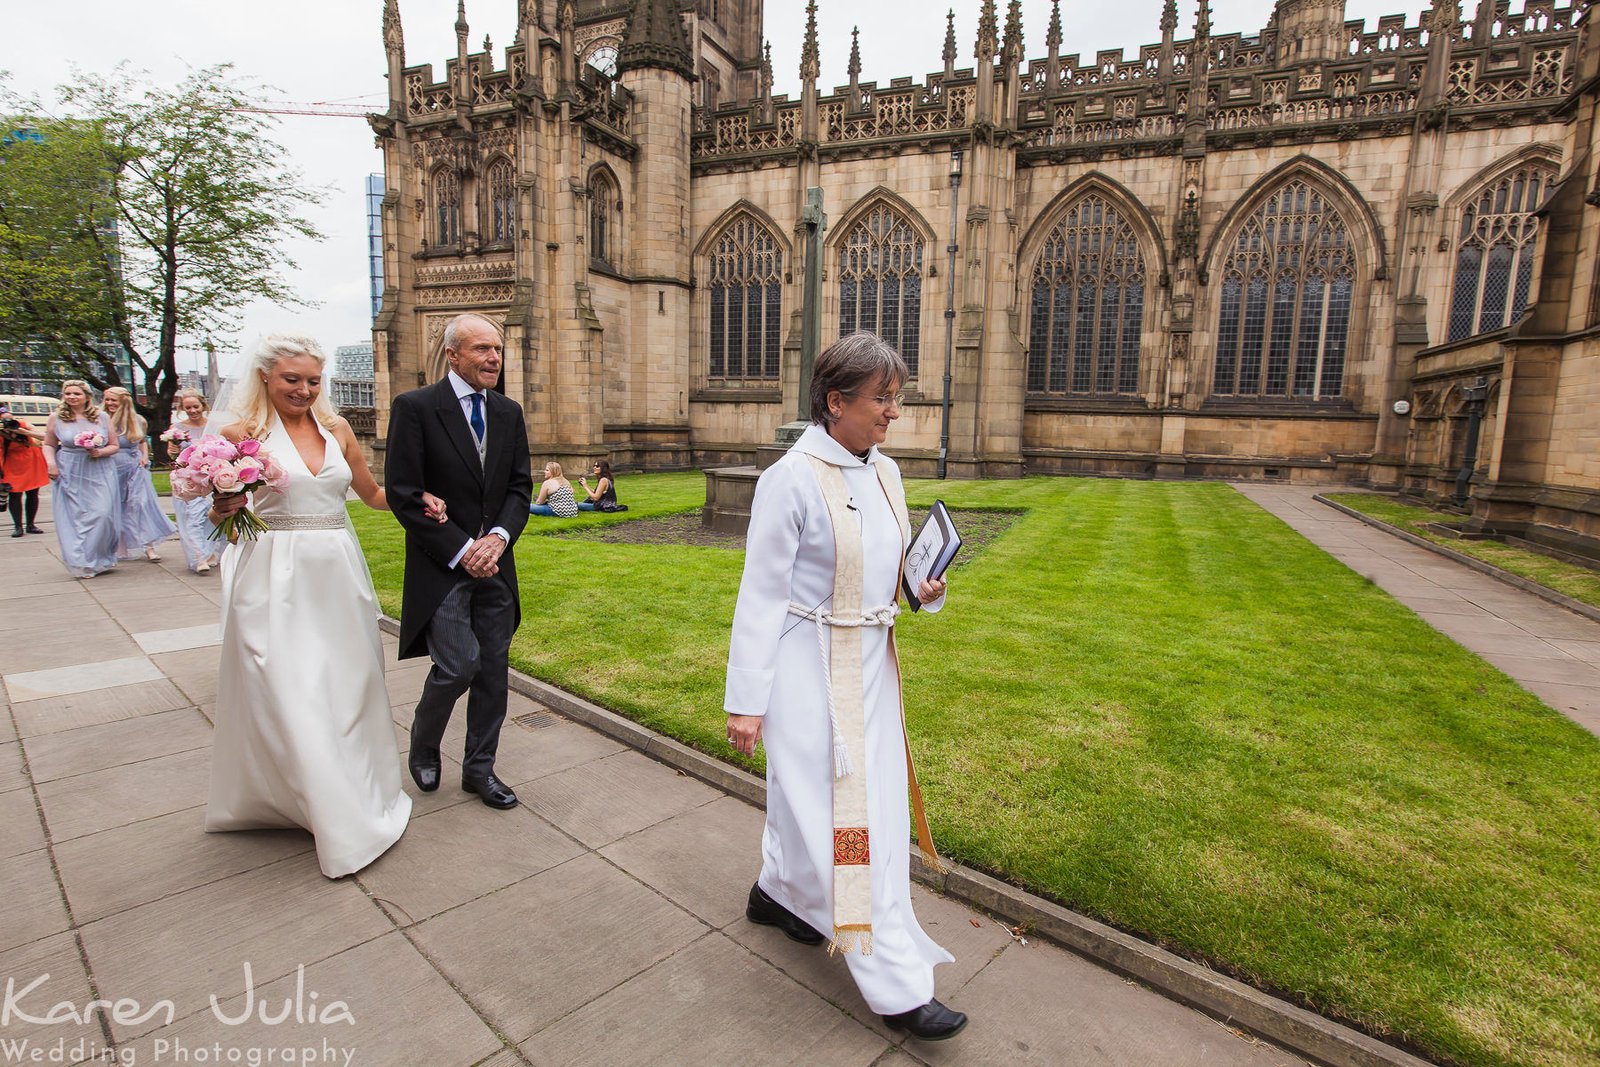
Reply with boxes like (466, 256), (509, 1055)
(73, 430), (107, 451)
(170, 434), (290, 542)
(159, 426), (191, 446)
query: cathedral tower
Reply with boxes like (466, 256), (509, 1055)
(611, 0), (696, 462)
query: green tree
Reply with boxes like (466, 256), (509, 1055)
(0, 65), (321, 434)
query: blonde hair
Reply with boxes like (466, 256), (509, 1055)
(229, 334), (339, 439)
(173, 388), (210, 420)
(545, 461), (564, 479)
(57, 380), (101, 422)
(102, 387), (146, 441)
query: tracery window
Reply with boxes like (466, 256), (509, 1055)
(1446, 164), (1553, 341)
(588, 170), (619, 268)
(1026, 193), (1146, 395)
(1212, 179), (1355, 399)
(430, 166), (460, 249)
(486, 157), (515, 245)
(707, 215), (783, 379)
(838, 204), (925, 376)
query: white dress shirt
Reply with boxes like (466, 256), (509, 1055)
(444, 370), (510, 570)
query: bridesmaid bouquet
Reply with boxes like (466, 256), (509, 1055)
(159, 426), (191, 447)
(73, 430), (107, 451)
(170, 435), (290, 542)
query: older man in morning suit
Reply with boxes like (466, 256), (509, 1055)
(385, 313), (534, 808)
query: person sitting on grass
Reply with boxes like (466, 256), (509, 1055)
(577, 459), (625, 512)
(529, 461), (579, 517)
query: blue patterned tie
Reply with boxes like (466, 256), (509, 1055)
(468, 391), (485, 445)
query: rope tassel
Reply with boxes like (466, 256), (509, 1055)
(790, 598), (898, 782)
(832, 736), (854, 780)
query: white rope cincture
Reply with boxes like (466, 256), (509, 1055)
(786, 601), (900, 780)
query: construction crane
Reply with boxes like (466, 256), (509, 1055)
(232, 100), (381, 119)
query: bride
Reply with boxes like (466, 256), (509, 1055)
(206, 334), (442, 877)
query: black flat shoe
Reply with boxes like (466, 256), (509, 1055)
(462, 773), (517, 809)
(746, 883), (825, 946)
(25, 525), (43, 535)
(407, 749), (441, 792)
(882, 998), (968, 1041)
(9, 528), (21, 538)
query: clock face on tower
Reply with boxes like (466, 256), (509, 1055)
(586, 45), (619, 78)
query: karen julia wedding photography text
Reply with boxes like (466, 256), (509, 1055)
(2, 964), (357, 1066)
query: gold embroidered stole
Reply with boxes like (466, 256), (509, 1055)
(804, 453), (944, 956)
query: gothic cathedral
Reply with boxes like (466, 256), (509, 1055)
(371, 0), (1600, 557)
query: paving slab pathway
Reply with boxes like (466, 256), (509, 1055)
(1234, 484), (1600, 737)
(1, 498), (1303, 1067)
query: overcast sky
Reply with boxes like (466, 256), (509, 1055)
(8, 0), (1438, 377)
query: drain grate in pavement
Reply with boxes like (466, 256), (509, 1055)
(514, 711), (561, 730)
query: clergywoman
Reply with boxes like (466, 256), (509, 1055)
(723, 332), (965, 1042)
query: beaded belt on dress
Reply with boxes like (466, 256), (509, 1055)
(259, 514), (348, 531)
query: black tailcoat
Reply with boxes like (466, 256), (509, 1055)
(384, 378), (533, 659)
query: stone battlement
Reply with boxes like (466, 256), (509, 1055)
(688, 0), (1579, 163)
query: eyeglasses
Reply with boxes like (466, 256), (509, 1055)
(847, 392), (905, 408)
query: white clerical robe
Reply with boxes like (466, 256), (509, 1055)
(725, 424), (952, 1015)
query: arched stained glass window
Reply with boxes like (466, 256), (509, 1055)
(707, 215), (783, 379)
(1027, 193), (1146, 395)
(486, 157), (515, 245)
(589, 170), (619, 268)
(1446, 164), (1553, 341)
(431, 166), (460, 249)
(838, 205), (925, 376)
(1213, 179), (1354, 399)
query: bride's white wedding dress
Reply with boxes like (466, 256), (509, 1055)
(205, 415), (411, 877)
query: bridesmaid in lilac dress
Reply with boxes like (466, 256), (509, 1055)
(167, 388), (220, 573)
(41, 380), (122, 579)
(103, 387), (175, 562)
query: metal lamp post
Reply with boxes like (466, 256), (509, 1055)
(938, 148), (963, 480)
(796, 187), (826, 425)
(1451, 375), (1490, 507)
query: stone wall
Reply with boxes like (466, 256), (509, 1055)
(372, 0), (1593, 533)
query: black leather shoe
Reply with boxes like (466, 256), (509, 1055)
(9, 528), (21, 538)
(882, 998), (967, 1041)
(25, 525), (42, 534)
(407, 749), (440, 793)
(746, 883), (825, 946)
(462, 773), (517, 809)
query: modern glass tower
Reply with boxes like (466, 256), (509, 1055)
(366, 174), (384, 322)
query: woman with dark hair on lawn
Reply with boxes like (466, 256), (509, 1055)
(576, 459), (621, 511)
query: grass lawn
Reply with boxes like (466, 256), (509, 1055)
(350, 474), (1600, 1067)
(150, 469), (171, 496)
(1325, 491), (1600, 611)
